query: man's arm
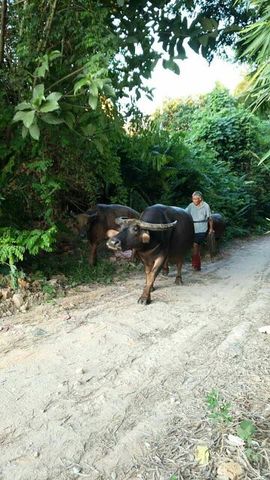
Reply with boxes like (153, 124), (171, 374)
(208, 216), (214, 233)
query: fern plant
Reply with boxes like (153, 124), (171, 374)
(0, 227), (57, 288)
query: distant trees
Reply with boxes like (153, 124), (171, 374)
(143, 85), (270, 235)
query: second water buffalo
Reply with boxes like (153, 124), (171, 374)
(73, 203), (139, 265)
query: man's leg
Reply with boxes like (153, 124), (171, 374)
(192, 242), (201, 271)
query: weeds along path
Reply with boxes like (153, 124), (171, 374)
(0, 236), (269, 480)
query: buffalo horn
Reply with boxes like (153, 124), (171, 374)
(115, 217), (137, 226)
(85, 210), (98, 218)
(115, 217), (177, 230)
(137, 219), (177, 230)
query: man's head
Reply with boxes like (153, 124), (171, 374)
(192, 191), (203, 206)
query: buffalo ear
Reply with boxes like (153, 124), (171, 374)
(106, 229), (119, 238)
(141, 231), (150, 243)
(76, 213), (92, 227)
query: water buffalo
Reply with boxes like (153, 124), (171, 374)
(207, 213), (226, 258)
(73, 204), (139, 265)
(107, 204), (194, 304)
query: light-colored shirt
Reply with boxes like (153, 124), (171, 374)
(186, 201), (211, 234)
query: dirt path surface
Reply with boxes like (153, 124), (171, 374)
(0, 236), (269, 480)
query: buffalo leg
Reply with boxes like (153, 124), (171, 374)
(175, 258), (184, 285)
(138, 257), (165, 305)
(162, 258), (169, 276)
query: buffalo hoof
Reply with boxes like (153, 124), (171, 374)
(138, 296), (151, 305)
(175, 277), (183, 285)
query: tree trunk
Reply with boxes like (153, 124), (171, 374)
(0, 0), (7, 65)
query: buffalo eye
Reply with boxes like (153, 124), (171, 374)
(131, 225), (139, 234)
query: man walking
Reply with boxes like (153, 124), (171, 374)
(186, 191), (214, 271)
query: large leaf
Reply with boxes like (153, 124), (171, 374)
(199, 35), (209, 47)
(22, 125), (28, 138)
(13, 110), (35, 128)
(29, 122), (40, 140)
(188, 37), (201, 54)
(41, 113), (64, 125)
(32, 84), (45, 107)
(40, 100), (60, 113)
(34, 56), (49, 78)
(62, 111), (76, 129)
(103, 84), (116, 97)
(176, 41), (187, 59)
(74, 78), (89, 95)
(88, 94), (98, 110)
(200, 17), (218, 31)
(15, 102), (32, 111)
(90, 81), (99, 97)
(46, 92), (62, 102)
(162, 59), (180, 75)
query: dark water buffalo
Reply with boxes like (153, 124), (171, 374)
(211, 213), (226, 240)
(107, 204), (194, 304)
(73, 204), (139, 265)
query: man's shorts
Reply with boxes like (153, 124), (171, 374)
(194, 232), (207, 245)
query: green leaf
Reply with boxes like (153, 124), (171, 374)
(40, 113), (64, 125)
(13, 111), (26, 123)
(188, 37), (201, 54)
(34, 61), (48, 78)
(74, 78), (89, 95)
(48, 50), (62, 61)
(93, 139), (104, 154)
(237, 420), (256, 442)
(176, 41), (187, 59)
(22, 125), (28, 138)
(46, 91), (62, 102)
(15, 101), (32, 111)
(88, 94), (98, 110)
(162, 59), (180, 75)
(29, 122), (40, 140)
(200, 17), (218, 31)
(32, 84), (45, 106)
(199, 35), (209, 47)
(90, 81), (99, 97)
(62, 111), (76, 129)
(13, 110), (35, 128)
(117, 0), (125, 6)
(40, 100), (60, 113)
(82, 123), (96, 136)
(103, 84), (115, 97)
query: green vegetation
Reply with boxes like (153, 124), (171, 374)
(205, 389), (261, 464)
(0, 0), (269, 287)
(206, 389), (233, 424)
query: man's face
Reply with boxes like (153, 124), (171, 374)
(192, 195), (202, 206)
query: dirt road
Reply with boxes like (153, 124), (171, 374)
(0, 236), (269, 480)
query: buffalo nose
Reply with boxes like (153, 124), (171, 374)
(107, 238), (121, 250)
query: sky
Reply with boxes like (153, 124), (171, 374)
(137, 47), (248, 115)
